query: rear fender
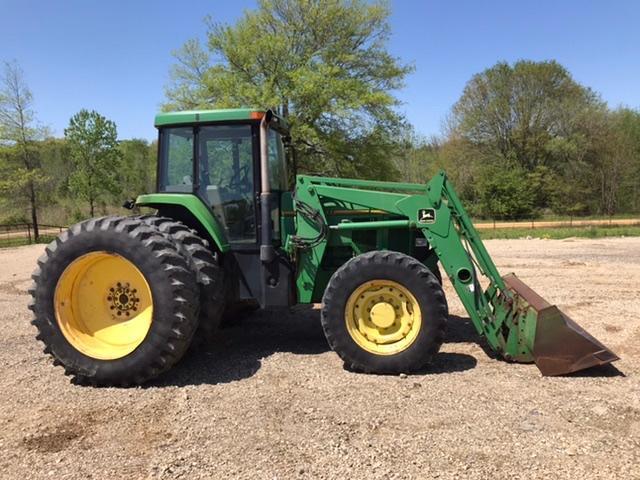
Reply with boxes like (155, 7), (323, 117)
(135, 193), (229, 253)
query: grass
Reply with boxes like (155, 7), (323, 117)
(0, 235), (57, 249)
(480, 224), (640, 240)
(472, 213), (640, 224)
(2, 226), (639, 248)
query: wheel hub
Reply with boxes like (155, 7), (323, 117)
(345, 280), (422, 355)
(370, 302), (396, 328)
(108, 282), (140, 316)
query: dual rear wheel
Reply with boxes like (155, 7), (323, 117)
(30, 216), (223, 386)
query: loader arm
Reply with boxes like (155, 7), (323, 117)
(293, 171), (618, 375)
(412, 172), (618, 373)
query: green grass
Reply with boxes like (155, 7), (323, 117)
(2, 226), (638, 248)
(0, 235), (57, 248)
(480, 225), (640, 240)
(472, 213), (640, 224)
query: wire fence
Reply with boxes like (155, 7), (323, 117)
(474, 217), (640, 230)
(1, 216), (639, 248)
(0, 224), (66, 248)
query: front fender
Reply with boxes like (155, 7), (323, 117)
(135, 193), (229, 252)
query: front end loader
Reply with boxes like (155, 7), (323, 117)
(30, 109), (618, 386)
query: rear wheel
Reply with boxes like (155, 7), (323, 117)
(321, 251), (448, 374)
(30, 216), (199, 386)
(137, 216), (225, 342)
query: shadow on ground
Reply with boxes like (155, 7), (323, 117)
(445, 314), (625, 378)
(153, 308), (480, 387)
(563, 363), (625, 377)
(446, 314), (498, 359)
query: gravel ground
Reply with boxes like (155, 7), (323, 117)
(1, 238), (639, 479)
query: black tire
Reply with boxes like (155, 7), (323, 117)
(321, 250), (448, 374)
(137, 215), (225, 341)
(29, 216), (199, 386)
(430, 264), (443, 285)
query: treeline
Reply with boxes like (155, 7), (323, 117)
(0, 135), (155, 228)
(2, 1), (640, 232)
(393, 61), (640, 219)
(0, 61), (155, 235)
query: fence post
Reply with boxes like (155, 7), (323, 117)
(27, 224), (32, 244)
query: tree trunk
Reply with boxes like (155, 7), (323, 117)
(28, 180), (39, 241)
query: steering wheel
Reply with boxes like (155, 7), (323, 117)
(228, 164), (251, 193)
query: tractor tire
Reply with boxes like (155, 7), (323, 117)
(29, 216), (199, 386)
(137, 215), (225, 342)
(321, 250), (448, 374)
(429, 264), (443, 285)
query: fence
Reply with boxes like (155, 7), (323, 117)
(474, 217), (640, 230)
(0, 224), (66, 247)
(2, 217), (639, 247)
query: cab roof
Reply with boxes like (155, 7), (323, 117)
(154, 108), (287, 129)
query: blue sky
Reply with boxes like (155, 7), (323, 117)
(1, 0), (639, 141)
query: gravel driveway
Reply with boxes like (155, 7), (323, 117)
(1, 238), (639, 479)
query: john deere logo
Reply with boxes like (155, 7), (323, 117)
(418, 208), (436, 224)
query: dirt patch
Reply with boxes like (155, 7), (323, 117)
(22, 420), (84, 453)
(0, 238), (639, 479)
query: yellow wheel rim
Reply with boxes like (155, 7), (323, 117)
(54, 251), (153, 360)
(345, 280), (422, 355)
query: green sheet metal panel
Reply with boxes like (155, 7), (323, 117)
(135, 193), (230, 252)
(154, 108), (288, 129)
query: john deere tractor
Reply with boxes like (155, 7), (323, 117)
(30, 109), (618, 386)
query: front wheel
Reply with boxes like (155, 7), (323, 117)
(321, 251), (448, 374)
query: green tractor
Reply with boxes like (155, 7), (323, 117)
(30, 109), (618, 386)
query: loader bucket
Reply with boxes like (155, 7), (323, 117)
(503, 274), (619, 376)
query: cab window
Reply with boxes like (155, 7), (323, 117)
(158, 127), (194, 192)
(268, 130), (287, 191)
(198, 124), (256, 243)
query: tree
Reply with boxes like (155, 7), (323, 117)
(605, 108), (640, 214)
(390, 130), (442, 184)
(119, 139), (157, 198)
(449, 60), (605, 171)
(443, 60), (628, 218)
(0, 60), (48, 238)
(165, 0), (411, 179)
(64, 110), (122, 216)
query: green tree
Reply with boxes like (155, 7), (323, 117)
(65, 109), (122, 216)
(477, 164), (536, 220)
(449, 60), (605, 171)
(165, 0), (411, 179)
(602, 108), (640, 214)
(444, 60), (629, 217)
(391, 130), (443, 184)
(119, 139), (157, 198)
(0, 60), (48, 238)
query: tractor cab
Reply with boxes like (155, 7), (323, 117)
(152, 109), (296, 308)
(156, 109), (291, 245)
